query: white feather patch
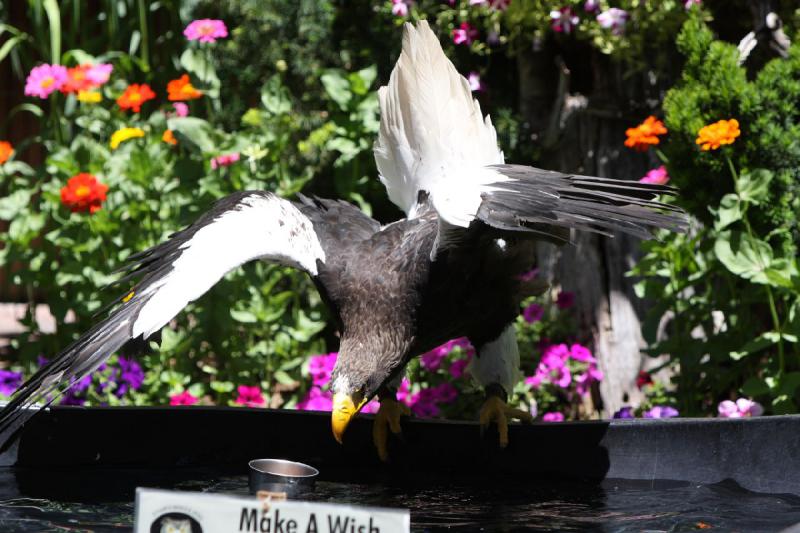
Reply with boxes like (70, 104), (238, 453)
(374, 20), (504, 223)
(469, 324), (521, 395)
(132, 193), (325, 338)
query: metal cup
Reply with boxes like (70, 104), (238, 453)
(248, 458), (319, 497)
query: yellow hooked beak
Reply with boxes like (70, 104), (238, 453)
(332, 392), (367, 444)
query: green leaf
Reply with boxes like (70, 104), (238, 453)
(714, 230), (773, 283)
(42, 0), (61, 63)
(714, 193), (742, 231)
(230, 309), (258, 323)
(729, 330), (781, 360)
(737, 169), (773, 205)
(260, 76), (291, 116)
(210, 381), (234, 393)
(741, 376), (770, 396)
(0, 35), (24, 64)
(179, 48), (220, 88)
(0, 190), (32, 220)
(167, 117), (214, 153)
(321, 69), (351, 110)
(273, 370), (296, 386)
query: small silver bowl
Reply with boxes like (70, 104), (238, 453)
(248, 458), (319, 497)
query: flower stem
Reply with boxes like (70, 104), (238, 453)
(137, 0), (150, 72)
(655, 148), (670, 164)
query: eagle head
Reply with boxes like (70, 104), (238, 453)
(329, 338), (403, 443)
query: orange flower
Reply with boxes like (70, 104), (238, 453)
(116, 83), (156, 113)
(162, 129), (177, 145)
(0, 141), (13, 165)
(167, 74), (202, 101)
(60, 65), (93, 94)
(624, 116), (668, 152)
(60, 173), (109, 214)
(696, 119), (740, 151)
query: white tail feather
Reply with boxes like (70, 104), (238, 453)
(374, 20), (504, 224)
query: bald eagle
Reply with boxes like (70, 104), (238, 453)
(0, 21), (685, 458)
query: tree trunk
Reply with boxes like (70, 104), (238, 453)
(517, 46), (671, 417)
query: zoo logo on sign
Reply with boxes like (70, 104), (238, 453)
(150, 512), (203, 533)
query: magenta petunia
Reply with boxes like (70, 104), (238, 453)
(550, 7), (579, 34)
(583, 0), (599, 12)
(569, 343), (595, 362)
(643, 405), (679, 419)
(468, 71), (484, 92)
(597, 8), (628, 35)
(542, 411), (565, 422)
(640, 165), (670, 185)
(452, 22), (478, 45)
(296, 386), (332, 411)
(449, 358), (469, 378)
(391, 0), (412, 16)
(718, 398), (763, 418)
(25, 64), (68, 99)
(308, 352), (338, 387)
(170, 390), (199, 406)
(184, 19), (229, 43)
(235, 385), (265, 407)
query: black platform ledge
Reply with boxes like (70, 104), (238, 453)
(2, 406), (798, 495)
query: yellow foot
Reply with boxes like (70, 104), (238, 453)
(372, 397), (411, 462)
(479, 395), (533, 448)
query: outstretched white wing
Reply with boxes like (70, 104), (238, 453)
(0, 191), (325, 446)
(374, 20), (505, 224)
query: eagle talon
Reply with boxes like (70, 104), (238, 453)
(479, 395), (533, 448)
(373, 397), (411, 462)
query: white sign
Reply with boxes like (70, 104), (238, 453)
(134, 488), (410, 533)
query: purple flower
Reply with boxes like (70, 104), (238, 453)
(0, 370), (22, 395)
(718, 398), (764, 418)
(452, 22), (478, 46)
(569, 343), (595, 362)
(449, 358), (469, 378)
(296, 387), (332, 411)
(523, 303), (544, 324)
(684, 0), (701, 9)
(643, 405), (679, 419)
(37, 356), (49, 367)
(550, 7), (579, 34)
(308, 352), (337, 387)
(391, 0), (412, 17)
(575, 364), (603, 396)
(60, 391), (86, 406)
(597, 8), (628, 35)
(613, 406), (635, 419)
(640, 166), (670, 185)
(467, 72), (484, 92)
(542, 411), (565, 422)
(530, 344), (572, 389)
(583, 0), (599, 12)
(421, 338), (473, 371)
(115, 357), (144, 396)
(556, 291), (575, 309)
(432, 383), (458, 403)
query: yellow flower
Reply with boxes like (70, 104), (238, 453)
(696, 119), (741, 151)
(77, 90), (102, 103)
(110, 127), (145, 150)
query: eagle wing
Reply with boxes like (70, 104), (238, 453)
(374, 21), (686, 254)
(0, 191), (326, 446)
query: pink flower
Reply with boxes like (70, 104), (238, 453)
(684, 0), (701, 9)
(421, 338), (474, 370)
(169, 390), (199, 406)
(396, 377), (413, 406)
(583, 0), (599, 12)
(452, 22), (478, 45)
(184, 19), (228, 43)
(469, 0), (487, 5)
(172, 102), (189, 117)
(360, 398), (381, 414)
(392, 0), (411, 17)
(308, 352), (337, 387)
(432, 382), (458, 403)
(235, 385), (265, 407)
(296, 387), (332, 411)
(569, 343), (595, 362)
(449, 358), (469, 378)
(25, 64), (68, 99)
(535, 344), (572, 388)
(85, 63), (113, 86)
(640, 166), (670, 185)
(211, 152), (240, 169)
(718, 398), (764, 418)
(523, 303), (544, 323)
(597, 8), (628, 35)
(556, 291), (575, 309)
(542, 412), (565, 422)
(550, 7), (579, 34)
(575, 364), (603, 396)
(489, 0), (511, 10)
(643, 405), (679, 418)
(468, 72), (484, 92)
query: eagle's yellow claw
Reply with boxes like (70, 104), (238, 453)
(372, 397), (411, 462)
(479, 395), (533, 448)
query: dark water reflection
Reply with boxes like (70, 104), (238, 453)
(1, 468), (800, 532)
